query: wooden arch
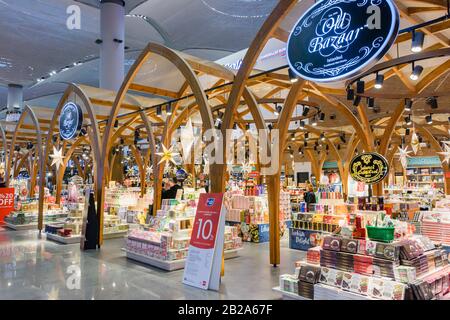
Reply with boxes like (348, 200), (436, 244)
(6, 105), (45, 231)
(42, 83), (102, 198)
(100, 42), (215, 242)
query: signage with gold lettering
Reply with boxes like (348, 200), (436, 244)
(349, 152), (389, 184)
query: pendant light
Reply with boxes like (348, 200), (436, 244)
(404, 98), (413, 111)
(411, 30), (425, 53)
(374, 73), (384, 89)
(410, 62), (423, 81)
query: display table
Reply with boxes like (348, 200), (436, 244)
(123, 247), (242, 271)
(4, 221), (37, 231)
(313, 284), (375, 300)
(46, 233), (82, 244)
(272, 286), (311, 300)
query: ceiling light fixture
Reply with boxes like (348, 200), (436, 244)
(411, 30), (425, 53)
(346, 87), (354, 101)
(404, 98), (413, 111)
(410, 62), (423, 81)
(288, 68), (299, 83)
(356, 80), (365, 94)
(425, 114), (433, 124)
(374, 73), (384, 89)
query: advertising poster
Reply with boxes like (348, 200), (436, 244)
(0, 188), (14, 225)
(183, 193), (226, 291)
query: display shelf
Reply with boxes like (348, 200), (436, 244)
(123, 247), (242, 271)
(272, 286), (311, 300)
(314, 284), (375, 300)
(46, 233), (82, 244)
(4, 222), (37, 231)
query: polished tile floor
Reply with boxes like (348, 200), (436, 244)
(0, 227), (305, 300)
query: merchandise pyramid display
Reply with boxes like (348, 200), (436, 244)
(124, 190), (243, 271)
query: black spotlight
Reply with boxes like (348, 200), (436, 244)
(411, 30), (425, 53)
(410, 63), (423, 81)
(114, 120), (119, 128)
(330, 114), (336, 120)
(79, 128), (87, 136)
(245, 123), (250, 130)
(340, 132), (346, 143)
(304, 140), (308, 147)
(304, 132), (309, 139)
(14, 146), (20, 152)
(166, 102), (172, 115)
(299, 121), (305, 129)
(353, 95), (362, 106)
(404, 98), (413, 111)
(288, 68), (299, 83)
(425, 114), (433, 124)
(405, 128), (410, 136)
(268, 124), (273, 131)
(120, 138), (125, 145)
(356, 80), (365, 94)
(374, 73), (384, 89)
(367, 97), (375, 109)
(405, 115), (412, 126)
(346, 87), (355, 101)
(156, 105), (162, 116)
(337, 144), (341, 150)
(27, 142), (33, 150)
(426, 97), (438, 109)
(319, 112), (325, 122)
(302, 106), (310, 117)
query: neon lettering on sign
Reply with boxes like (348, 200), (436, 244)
(287, 0), (399, 82)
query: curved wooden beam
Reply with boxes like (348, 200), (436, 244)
(7, 105), (44, 231)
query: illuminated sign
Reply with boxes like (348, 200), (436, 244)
(287, 0), (399, 82)
(350, 152), (389, 184)
(59, 102), (83, 140)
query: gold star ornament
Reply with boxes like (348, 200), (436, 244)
(156, 144), (179, 165)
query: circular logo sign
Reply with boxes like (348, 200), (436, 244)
(59, 102), (83, 140)
(176, 169), (188, 182)
(350, 152), (389, 184)
(287, 0), (399, 82)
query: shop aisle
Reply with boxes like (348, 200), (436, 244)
(0, 227), (304, 300)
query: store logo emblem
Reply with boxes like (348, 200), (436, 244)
(66, 5), (81, 30)
(66, 264), (81, 290)
(287, 0), (399, 82)
(206, 198), (215, 206)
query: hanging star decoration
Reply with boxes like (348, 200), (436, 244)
(50, 147), (65, 169)
(411, 130), (420, 154)
(126, 166), (135, 176)
(241, 162), (253, 175)
(156, 144), (179, 165)
(396, 146), (412, 169)
(146, 165), (153, 177)
(437, 143), (450, 164)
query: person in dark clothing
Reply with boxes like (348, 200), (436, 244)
(161, 177), (183, 200)
(169, 177), (183, 199)
(304, 185), (316, 211)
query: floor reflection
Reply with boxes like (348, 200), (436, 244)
(0, 227), (303, 300)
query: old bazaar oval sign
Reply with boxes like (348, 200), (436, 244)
(59, 102), (83, 140)
(350, 152), (389, 184)
(287, 0), (399, 82)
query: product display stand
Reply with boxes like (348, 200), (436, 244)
(46, 232), (82, 244)
(123, 247), (242, 271)
(4, 221), (37, 231)
(272, 286), (311, 300)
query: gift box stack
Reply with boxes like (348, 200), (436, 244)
(317, 236), (401, 280)
(223, 226), (243, 251)
(279, 191), (291, 222)
(421, 211), (450, 245)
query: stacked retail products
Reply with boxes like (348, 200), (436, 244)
(279, 234), (449, 300)
(5, 200), (66, 227)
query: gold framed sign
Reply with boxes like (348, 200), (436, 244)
(349, 152), (389, 184)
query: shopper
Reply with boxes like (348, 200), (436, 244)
(304, 184), (316, 211)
